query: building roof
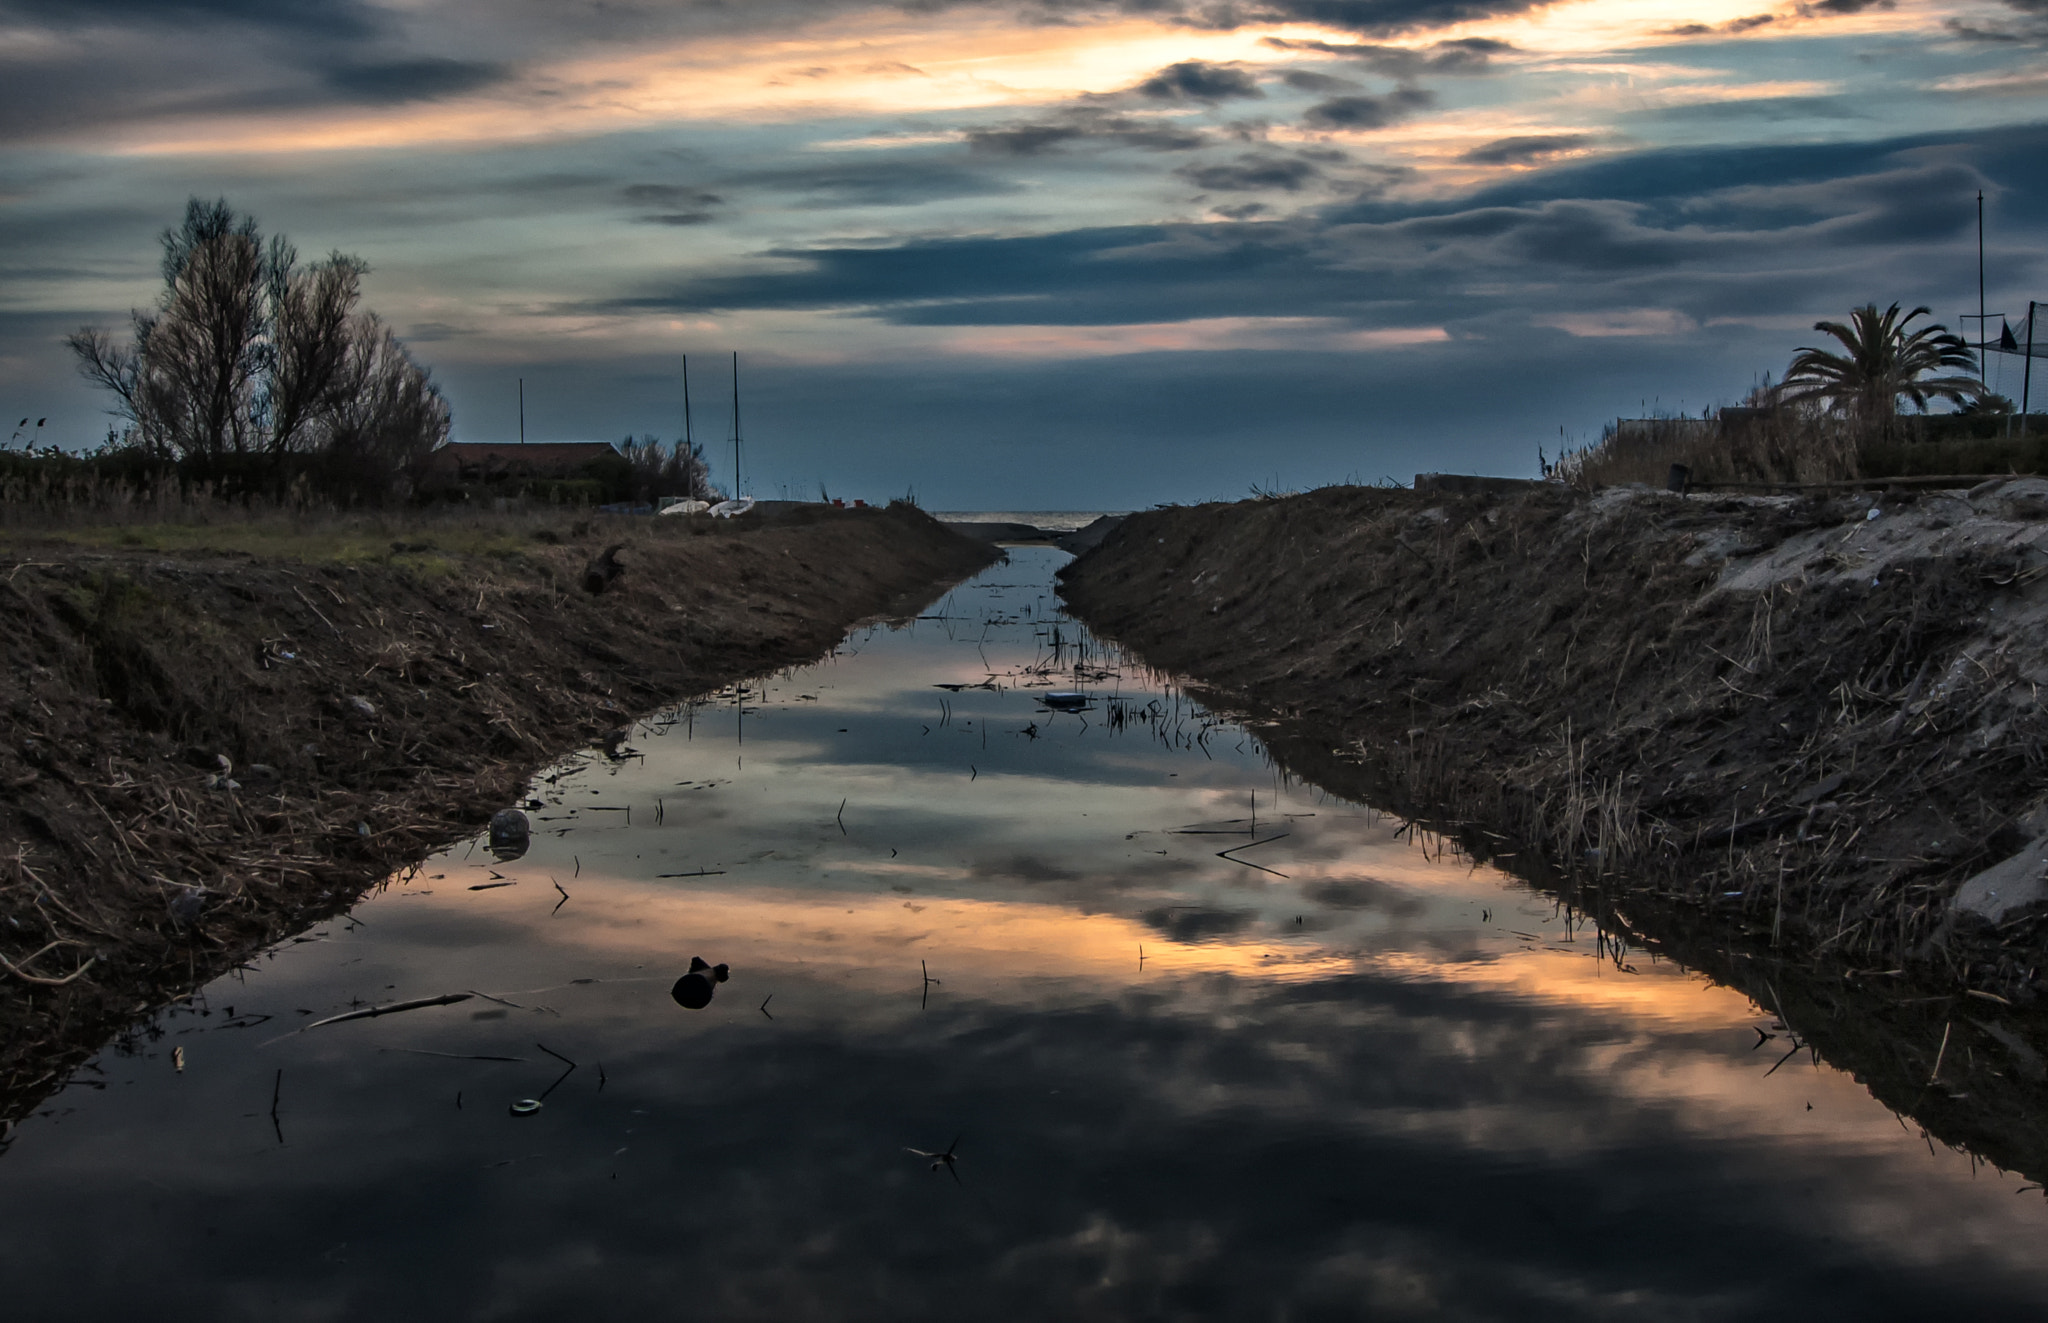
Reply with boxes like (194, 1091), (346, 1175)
(432, 441), (619, 466)
(427, 441), (622, 480)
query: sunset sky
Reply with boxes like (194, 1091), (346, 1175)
(4, 0), (2046, 505)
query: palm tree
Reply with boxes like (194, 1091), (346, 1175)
(1777, 303), (1980, 435)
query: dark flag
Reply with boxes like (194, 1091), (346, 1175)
(2001, 320), (2021, 353)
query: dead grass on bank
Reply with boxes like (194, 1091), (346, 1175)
(0, 503), (997, 1134)
(1558, 412), (1864, 490)
(1060, 485), (2048, 994)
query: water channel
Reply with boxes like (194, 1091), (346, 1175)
(5, 545), (2047, 1320)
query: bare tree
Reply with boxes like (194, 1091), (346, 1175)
(619, 434), (717, 503)
(322, 314), (451, 495)
(66, 197), (449, 497)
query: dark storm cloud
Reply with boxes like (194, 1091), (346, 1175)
(1461, 133), (1594, 164)
(1301, 87), (1435, 129)
(966, 111), (1208, 155)
(1132, 60), (1265, 103)
(0, 0), (376, 35)
(322, 58), (511, 103)
(1265, 35), (1515, 75)
(1225, 0), (1554, 34)
(593, 126), (2042, 342)
(1178, 152), (1323, 191)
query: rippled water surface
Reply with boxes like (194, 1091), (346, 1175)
(6, 547), (2048, 1321)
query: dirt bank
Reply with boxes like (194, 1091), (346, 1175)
(1059, 481), (2048, 1003)
(0, 504), (996, 1127)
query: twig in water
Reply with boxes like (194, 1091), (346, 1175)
(533, 1043), (578, 1100)
(760, 994), (774, 1020)
(1216, 833), (1291, 878)
(921, 960), (941, 1010)
(380, 1048), (529, 1062)
(303, 992), (472, 1030)
(469, 881), (516, 891)
(906, 1134), (963, 1185)
(551, 878), (570, 916)
(837, 799), (848, 835)
(271, 1068), (284, 1144)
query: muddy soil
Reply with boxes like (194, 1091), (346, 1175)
(1059, 481), (2048, 1004)
(0, 504), (995, 1127)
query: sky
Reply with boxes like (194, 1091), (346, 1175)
(3, 0), (2046, 507)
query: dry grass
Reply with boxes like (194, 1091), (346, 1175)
(1559, 411), (1864, 490)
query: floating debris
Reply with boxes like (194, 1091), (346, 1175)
(671, 957), (730, 1009)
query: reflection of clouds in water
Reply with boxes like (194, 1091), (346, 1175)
(1141, 904), (1258, 941)
(1301, 877), (1427, 915)
(9, 551), (2048, 1317)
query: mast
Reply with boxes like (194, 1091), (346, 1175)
(518, 377), (525, 445)
(1979, 190), (1987, 388)
(2025, 301), (2037, 440)
(682, 353), (693, 456)
(729, 350), (745, 499)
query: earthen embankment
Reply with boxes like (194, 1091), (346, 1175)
(0, 503), (996, 1126)
(1059, 481), (2048, 999)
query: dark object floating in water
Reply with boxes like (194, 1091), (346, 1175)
(1041, 691), (1091, 712)
(509, 1098), (542, 1117)
(671, 956), (731, 1009)
(489, 808), (530, 860)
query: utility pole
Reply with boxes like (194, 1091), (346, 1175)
(2025, 301), (2037, 440)
(518, 377), (525, 445)
(731, 350), (742, 498)
(1979, 190), (1987, 388)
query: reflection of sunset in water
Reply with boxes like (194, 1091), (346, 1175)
(8, 548), (2048, 1318)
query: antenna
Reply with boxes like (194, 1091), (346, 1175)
(731, 350), (742, 498)
(518, 377), (525, 445)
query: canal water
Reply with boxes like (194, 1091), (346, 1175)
(4, 546), (2047, 1320)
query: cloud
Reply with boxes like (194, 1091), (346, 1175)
(321, 58), (511, 104)
(2, 0), (378, 36)
(1178, 153), (1323, 191)
(1281, 70), (1363, 92)
(1230, 0), (1555, 35)
(1460, 134), (1594, 165)
(1302, 88), (1435, 130)
(966, 111), (1208, 156)
(1265, 35), (1515, 76)
(1132, 60), (1265, 103)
